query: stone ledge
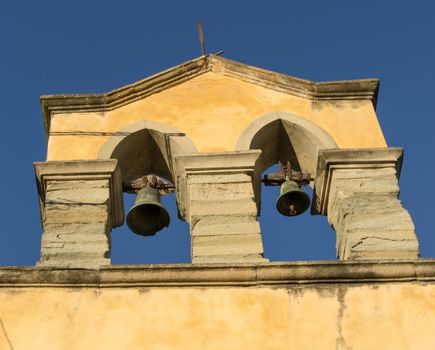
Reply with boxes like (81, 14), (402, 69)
(1, 259), (434, 288)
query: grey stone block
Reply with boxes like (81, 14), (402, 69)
(190, 199), (258, 218)
(38, 257), (110, 269)
(187, 174), (252, 184)
(45, 186), (110, 206)
(192, 254), (268, 264)
(193, 233), (264, 256)
(192, 218), (261, 236)
(44, 204), (109, 224)
(189, 181), (254, 201)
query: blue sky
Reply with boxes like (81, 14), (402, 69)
(0, 0), (433, 265)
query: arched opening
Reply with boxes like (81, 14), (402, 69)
(98, 120), (197, 264)
(237, 112), (338, 260)
(98, 119), (197, 183)
(260, 164), (336, 261)
(237, 111), (337, 176)
(112, 191), (191, 264)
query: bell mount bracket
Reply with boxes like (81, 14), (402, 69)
(123, 175), (175, 194)
(262, 161), (312, 187)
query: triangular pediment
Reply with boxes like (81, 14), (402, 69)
(40, 55), (379, 138)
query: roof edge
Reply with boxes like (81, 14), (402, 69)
(40, 54), (380, 140)
(40, 55), (209, 140)
(209, 55), (379, 104)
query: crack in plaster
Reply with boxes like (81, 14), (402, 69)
(336, 287), (350, 350)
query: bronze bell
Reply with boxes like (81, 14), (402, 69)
(126, 186), (170, 236)
(276, 180), (311, 217)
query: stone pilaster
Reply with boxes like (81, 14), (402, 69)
(34, 160), (124, 268)
(312, 148), (419, 260)
(175, 151), (268, 264)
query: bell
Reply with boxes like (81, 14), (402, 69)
(276, 180), (311, 217)
(126, 186), (170, 236)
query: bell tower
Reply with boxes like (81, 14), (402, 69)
(34, 54), (419, 267)
(3, 54), (434, 350)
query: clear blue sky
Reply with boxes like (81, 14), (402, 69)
(0, 0), (433, 265)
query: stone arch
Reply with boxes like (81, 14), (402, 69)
(98, 120), (197, 183)
(236, 111), (337, 177)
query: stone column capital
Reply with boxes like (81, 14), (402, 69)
(174, 150), (262, 177)
(174, 150), (262, 220)
(34, 159), (124, 228)
(312, 147), (404, 215)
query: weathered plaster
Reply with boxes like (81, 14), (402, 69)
(45, 69), (386, 161)
(1, 261), (435, 350)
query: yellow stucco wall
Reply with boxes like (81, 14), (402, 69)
(46, 72), (386, 160)
(0, 284), (434, 350)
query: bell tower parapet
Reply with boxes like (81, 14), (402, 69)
(31, 55), (420, 265)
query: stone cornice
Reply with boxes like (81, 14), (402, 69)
(0, 260), (434, 288)
(210, 56), (379, 104)
(40, 55), (379, 140)
(34, 159), (124, 228)
(312, 147), (404, 215)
